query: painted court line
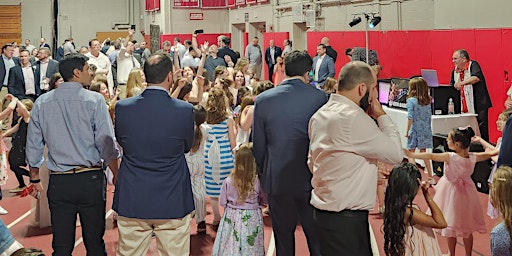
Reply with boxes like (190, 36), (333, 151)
(74, 209), (115, 248)
(7, 208), (34, 229)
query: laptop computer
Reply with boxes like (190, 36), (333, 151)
(421, 69), (440, 87)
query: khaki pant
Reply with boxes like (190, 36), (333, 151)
(249, 62), (263, 80)
(117, 84), (127, 99)
(116, 214), (192, 256)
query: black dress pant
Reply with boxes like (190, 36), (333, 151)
(477, 109), (489, 142)
(268, 192), (321, 256)
(313, 208), (372, 256)
(47, 170), (106, 256)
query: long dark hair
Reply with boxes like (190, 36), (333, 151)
(191, 105), (206, 153)
(384, 162), (422, 256)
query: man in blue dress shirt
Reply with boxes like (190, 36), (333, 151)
(26, 53), (120, 256)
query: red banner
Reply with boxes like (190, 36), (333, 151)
(227, 0), (235, 7)
(235, 0), (245, 5)
(174, 0), (199, 8)
(201, 0), (227, 9)
(246, 0), (256, 4)
(146, 0), (160, 11)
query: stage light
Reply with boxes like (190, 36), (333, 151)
(369, 16), (381, 28)
(349, 17), (362, 27)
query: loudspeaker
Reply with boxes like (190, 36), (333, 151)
(432, 134), (448, 177)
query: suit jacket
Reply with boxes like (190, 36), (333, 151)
(253, 78), (328, 195)
(265, 46), (283, 66)
(498, 115), (512, 167)
(0, 57), (20, 89)
(34, 59), (59, 91)
(312, 55), (335, 86)
(113, 88), (195, 219)
(7, 64), (39, 99)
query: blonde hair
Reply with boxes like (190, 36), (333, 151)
(407, 77), (432, 106)
(323, 77), (337, 94)
(206, 87), (228, 124)
(20, 99), (33, 112)
(232, 142), (258, 204)
(126, 68), (144, 98)
(491, 166), (512, 248)
(234, 58), (249, 71)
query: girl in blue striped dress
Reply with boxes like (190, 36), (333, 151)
(205, 87), (236, 230)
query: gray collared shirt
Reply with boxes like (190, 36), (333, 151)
(26, 82), (119, 172)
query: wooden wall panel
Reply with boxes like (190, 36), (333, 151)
(0, 5), (21, 47)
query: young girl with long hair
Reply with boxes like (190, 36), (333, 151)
(384, 162), (446, 256)
(405, 126), (499, 256)
(212, 142), (265, 256)
(489, 165), (512, 255)
(4, 99), (32, 193)
(204, 87), (236, 230)
(185, 105), (208, 233)
(126, 68), (146, 98)
(406, 77), (433, 180)
(273, 56), (285, 85)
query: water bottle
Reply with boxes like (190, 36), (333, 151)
(448, 98), (455, 115)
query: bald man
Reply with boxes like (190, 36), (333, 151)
(309, 61), (402, 255)
(321, 37), (338, 63)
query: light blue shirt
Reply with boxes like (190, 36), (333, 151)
(2, 55), (15, 86)
(26, 82), (119, 172)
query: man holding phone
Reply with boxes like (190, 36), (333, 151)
(116, 28), (140, 99)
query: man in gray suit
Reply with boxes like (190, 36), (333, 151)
(312, 44), (335, 88)
(253, 50), (327, 256)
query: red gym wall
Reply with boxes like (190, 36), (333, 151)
(308, 29), (512, 143)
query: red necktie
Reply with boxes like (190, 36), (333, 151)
(456, 62), (470, 113)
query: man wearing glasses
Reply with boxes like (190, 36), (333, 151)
(450, 49), (492, 141)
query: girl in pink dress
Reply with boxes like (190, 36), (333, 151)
(405, 126), (499, 256)
(273, 56), (285, 86)
(384, 162), (446, 256)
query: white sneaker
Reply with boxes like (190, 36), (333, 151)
(0, 206), (8, 215)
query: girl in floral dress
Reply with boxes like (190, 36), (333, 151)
(212, 143), (266, 256)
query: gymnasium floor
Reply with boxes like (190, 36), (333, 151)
(2, 154), (495, 255)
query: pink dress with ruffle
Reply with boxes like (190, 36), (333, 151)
(433, 152), (486, 238)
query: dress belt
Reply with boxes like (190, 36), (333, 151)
(50, 166), (102, 175)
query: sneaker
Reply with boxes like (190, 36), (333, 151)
(0, 206), (7, 215)
(197, 221), (206, 233)
(9, 186), (24, 194)
(428, 178), (437, 186)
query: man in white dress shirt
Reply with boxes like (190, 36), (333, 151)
(308, 61), (403, 255)
(117, 29), (141, 99)
(86, 39), (114, 95)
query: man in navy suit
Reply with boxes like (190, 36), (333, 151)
(253, 50), (327, 256)
(1, 44), (20, 89)
(113, 52), (195, 256)
(265, 39), (282, 81)
(34, 47), (59, 93)
(312, 44), (335, 88)
(8, 49), (40, 101)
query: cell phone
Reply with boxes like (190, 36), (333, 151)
(194, 29), (204, 34)
(130, 24), (136, 30)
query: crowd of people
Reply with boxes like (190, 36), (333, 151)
(0, 29), (511, 256)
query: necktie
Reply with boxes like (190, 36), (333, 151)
(456, 62), (470, 113)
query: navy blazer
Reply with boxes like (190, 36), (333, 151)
(497, 115), (512, 167)
(0, 57), (20, 88)
(312, 55), (335, 87)
(265, 46), (283, 66)
(34, 59), (59, 91)
(7, 64), (40, 99)
(253, 78), (327, 195)
(113, 88), (195, 219)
